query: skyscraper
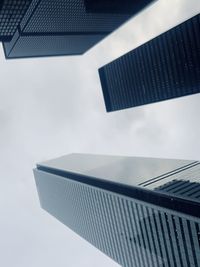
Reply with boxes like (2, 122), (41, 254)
(99, 14), (200, 112)
(3, 0), (155, 58)
(0, 0), (32, 41)
(34, 153), (200, 267)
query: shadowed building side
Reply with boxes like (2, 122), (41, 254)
(99, 14), (200, 112)
(84, 0), (154, 14)
(3, 30), (106, 58)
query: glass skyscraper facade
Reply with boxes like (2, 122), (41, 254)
(99, 14), (200, 112)
(3, 0), (155, 58)
(0, 0), (31, 41)
(34, 153), (200, 267)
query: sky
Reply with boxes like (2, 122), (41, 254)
(0, 0), (200, 266)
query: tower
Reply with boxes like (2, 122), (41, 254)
(3, 0), (155, 58)
(34, 153), (200, 267)
(99, 14), (200, 112)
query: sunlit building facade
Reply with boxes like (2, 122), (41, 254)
(99, 14), (200, 112)
(34, 153), (200, 267)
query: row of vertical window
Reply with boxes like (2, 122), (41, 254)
(38, 170), (200, 267)
(102, 14), (200, 111)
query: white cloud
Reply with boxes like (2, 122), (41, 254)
(0, 0), (200, 266)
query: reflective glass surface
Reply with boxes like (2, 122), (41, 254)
(38, 153), (195, 187)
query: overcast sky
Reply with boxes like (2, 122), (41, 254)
(0, 0), (200, 266)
